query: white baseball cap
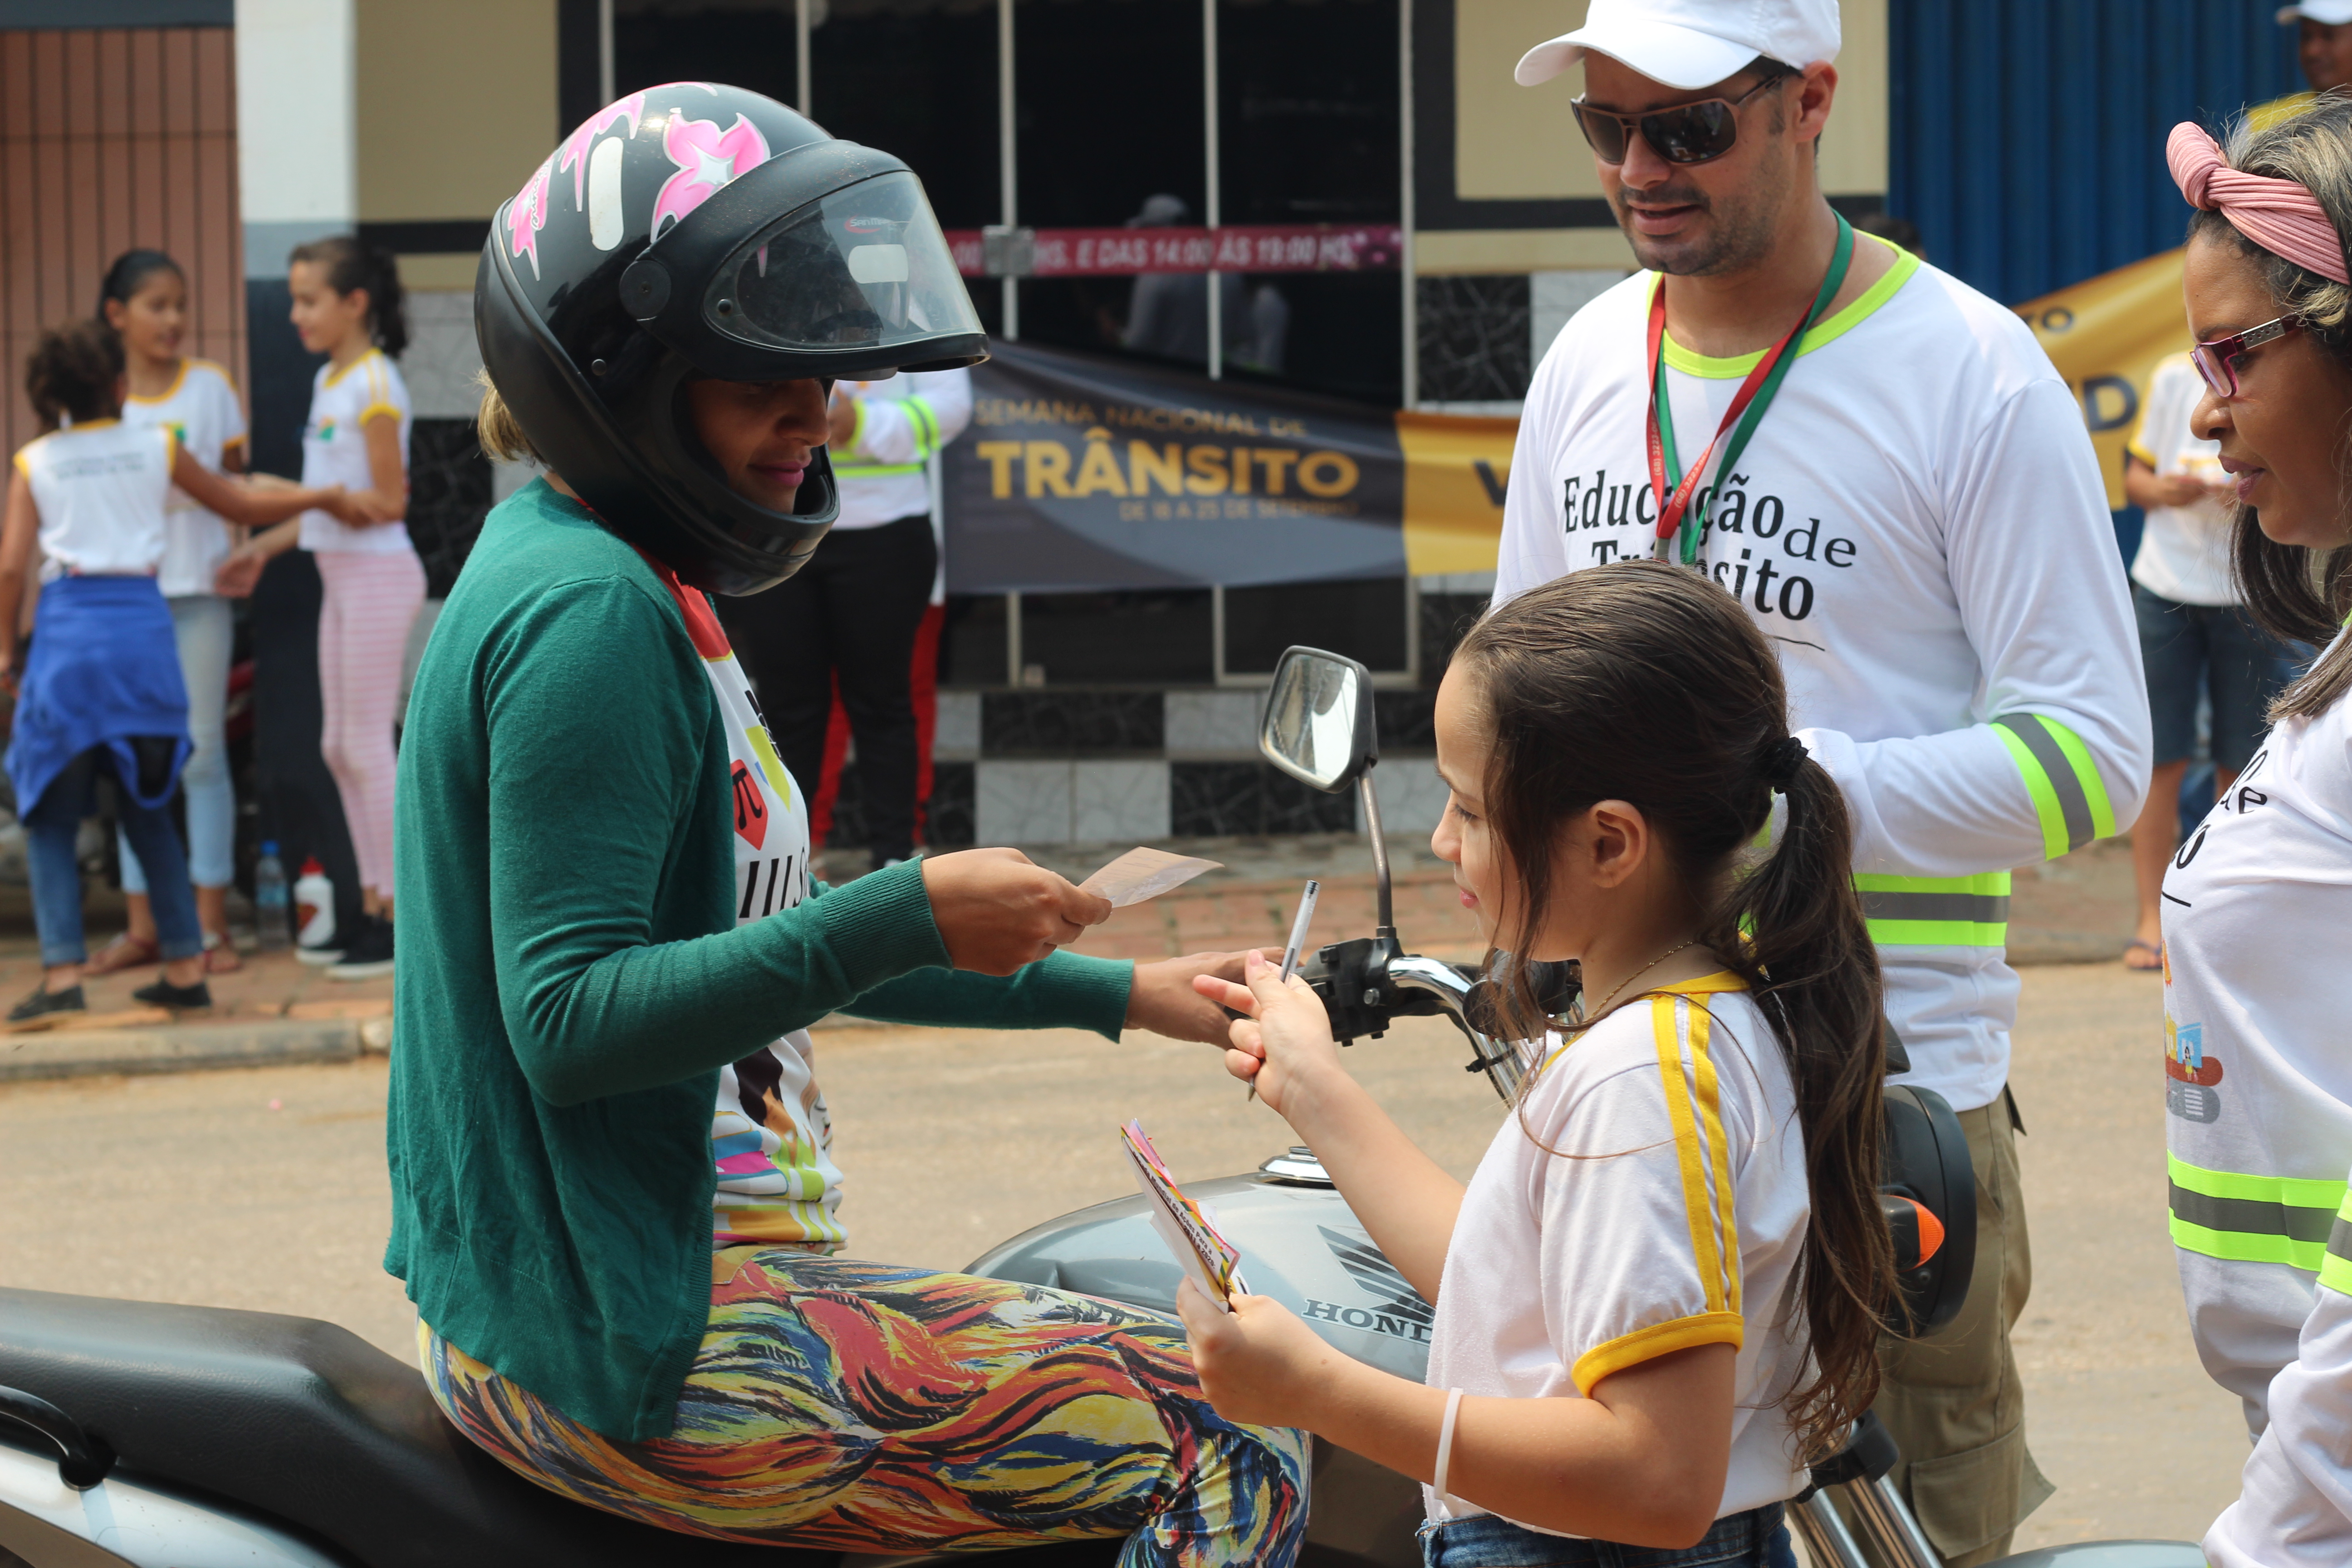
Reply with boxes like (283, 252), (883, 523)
(2280, 1), (2352, 25)
(1516, 0), (1842, 92)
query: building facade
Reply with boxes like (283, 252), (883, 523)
(0, 0), (2295, 846)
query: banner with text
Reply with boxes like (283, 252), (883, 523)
(945, 342), (1516, 593)
(945, 224), (1402, 278)
(2016, 248), (2190, 510)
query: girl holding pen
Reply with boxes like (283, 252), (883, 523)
(1182, 564), (1891, 1566)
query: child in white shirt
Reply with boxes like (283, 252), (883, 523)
(1, 320), (342, 1020)
(96, 248), (251, 974)
(1181, 563), (1890, 1564)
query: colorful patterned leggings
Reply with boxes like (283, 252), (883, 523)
(421, 1248), (1311, 1566)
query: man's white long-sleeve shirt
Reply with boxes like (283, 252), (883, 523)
(831, 368), (973, 530)
(1493, 239), (2151, 1113)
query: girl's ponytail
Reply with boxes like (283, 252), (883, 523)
(1704, 743), (1890, 1458)
(1456, 561), (1893, 1462)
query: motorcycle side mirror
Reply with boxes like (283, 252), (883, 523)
(1260, 645), (1394, 937)
(1259, 646), (1377, 793)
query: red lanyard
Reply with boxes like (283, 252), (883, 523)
(1645, 215), (1853, 564)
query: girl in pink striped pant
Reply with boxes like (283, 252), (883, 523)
(218, 238), (419, 980)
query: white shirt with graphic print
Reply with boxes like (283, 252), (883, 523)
(1494, 238), (2151, 1117)
(647, 567), (843, 1251)
(2162, 650), (2352, 1435)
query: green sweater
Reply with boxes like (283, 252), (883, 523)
(386, 480), (1132, 1441)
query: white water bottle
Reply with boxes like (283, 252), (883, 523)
(254, 842), (292, 951)
(294, 858), (336, 950)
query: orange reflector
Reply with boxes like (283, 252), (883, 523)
(1897, 1196), (1945, 1266)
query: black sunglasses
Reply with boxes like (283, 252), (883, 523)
(1570, 72), (1788, 167)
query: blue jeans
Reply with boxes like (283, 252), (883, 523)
(2132, 583), (2293, 774)
(1420, 1503), (1794, 1568)
(27, 745), (203, 967)
(119, 593), (235, 893)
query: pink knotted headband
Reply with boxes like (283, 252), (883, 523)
(2169, 122), (2352, 285)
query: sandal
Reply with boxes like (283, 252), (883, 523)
(2124, 937), (2165, 972)
(201, 932), (243, 975)
(83, 932), (160, 976)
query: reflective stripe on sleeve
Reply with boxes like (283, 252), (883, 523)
(2323, 1190), (2352, 1296)
(1992, 713), (2118, 860)
(1853, 871), (2010, 947)
(2168, 1152), (2347, 1273)
(833, 463), (926, 477)
(902, 395), (941, 458)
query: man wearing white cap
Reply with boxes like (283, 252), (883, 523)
(2252, 5), (2352, 133)
(1490, 4), (2152, 1563)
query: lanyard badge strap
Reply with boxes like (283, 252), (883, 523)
(1645, 214), (1855, 565)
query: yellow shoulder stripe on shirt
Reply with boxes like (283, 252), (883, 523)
(1991, 712), (2118, 861)
(1657, 235), (1921, 379)
(1649, 986), (1744, 1319)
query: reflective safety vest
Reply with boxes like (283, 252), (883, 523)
(1852, 713), (2117, 949)
(832, 391), (947, 480)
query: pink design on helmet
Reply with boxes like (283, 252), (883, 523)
(507, 154), (555, 279)
(556, 90), (649, 210)
(651, 110), (773, 238)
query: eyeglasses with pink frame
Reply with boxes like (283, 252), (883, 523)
(2191, 314), (2301, 398)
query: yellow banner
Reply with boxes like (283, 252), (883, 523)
(1396, 410), (1518, 576)
(2015, 248), (2190, 509)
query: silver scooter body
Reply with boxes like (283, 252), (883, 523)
(0, 648), (2207, 1568)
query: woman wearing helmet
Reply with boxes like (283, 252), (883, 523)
(385, 87), (1308, 1564)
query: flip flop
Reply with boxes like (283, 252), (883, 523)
(2124, 937), (2165, 972)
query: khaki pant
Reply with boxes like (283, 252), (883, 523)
(1875, 1089), (2054, 1567)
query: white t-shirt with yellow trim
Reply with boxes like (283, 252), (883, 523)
(120, 358), (247, 598)
(13, 420), (175, 579)
(2127, 353), (2234, 608)
(298, 348), (413, 554)
(1424, 974), (1810, 1530)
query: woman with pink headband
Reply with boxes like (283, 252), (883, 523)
(2161, 101), (2352, 1568)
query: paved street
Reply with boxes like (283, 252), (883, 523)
(0, 959), (2239, 1553)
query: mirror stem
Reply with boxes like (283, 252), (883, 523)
(1358, 770), (1394, 937)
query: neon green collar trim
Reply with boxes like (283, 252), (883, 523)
(1656, 234), (1920, 380)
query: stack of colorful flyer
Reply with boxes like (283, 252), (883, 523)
(1121, 1119), (1250, 1311)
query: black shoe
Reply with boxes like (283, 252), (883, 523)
(132, 976), (213, 1011)
(9, 984), (85, 1024)
(329, 915), (394, 980)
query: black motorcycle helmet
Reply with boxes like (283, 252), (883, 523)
(476, 84), (986, 595)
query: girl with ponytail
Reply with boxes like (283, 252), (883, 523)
(1180, 561), (1891, 1566)
(216, 236), (417, 979)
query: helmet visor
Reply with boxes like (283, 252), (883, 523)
(706, 171), (980, 358)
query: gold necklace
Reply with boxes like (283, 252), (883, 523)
(1567, 937), (1701, 1032)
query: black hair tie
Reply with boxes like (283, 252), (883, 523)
(1759, 735), (1808, 789)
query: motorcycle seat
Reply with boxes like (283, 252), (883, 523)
(0, 1286), (826, 1568)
